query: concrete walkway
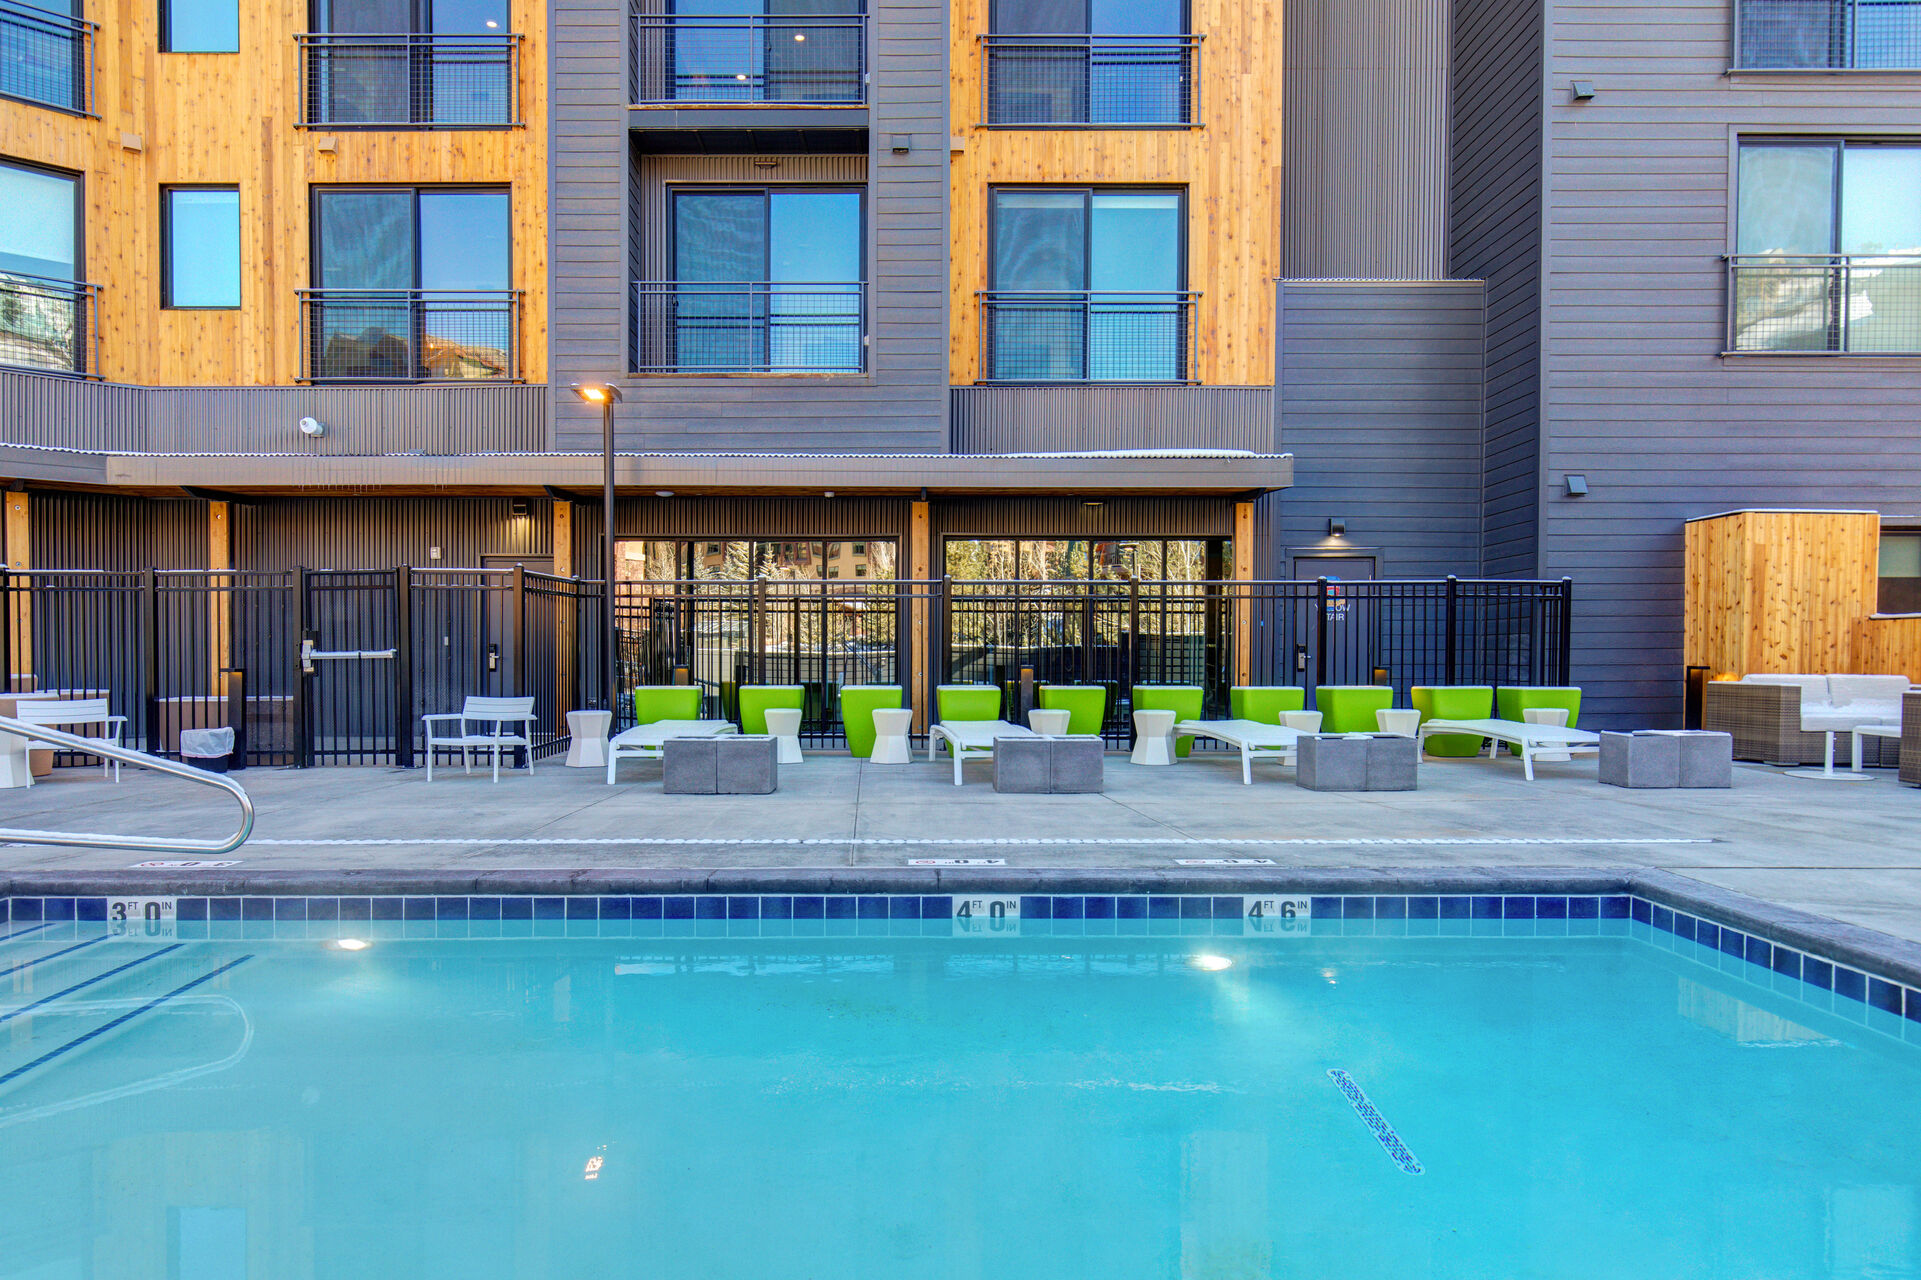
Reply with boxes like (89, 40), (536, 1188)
(2, 749), (1918, 940)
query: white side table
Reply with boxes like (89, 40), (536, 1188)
(1279, 710), (1323, 733)
(763, 707), (804, 764)
(870, 708), (914, 764)
(1852, 723), (1901, 771)
(1130, 708), (1177, 765)
(1028, 709), (1072, 736)
(564, 710), (612, 768)
(1523, 707), (1571, 761)
(1376, 708), (1421, 737)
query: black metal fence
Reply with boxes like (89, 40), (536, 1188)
(1726, 254), (1921, 354)
(630, 280), (866, 374)
(0, 271), (99, 378)
(629, 12), (866, 104)
(0, 571), (1571, 761)
(300, 288), (522, 382)
(1, 0), (93, 114)
(980, 34), (1199, 126)
(1736, 0), (1921, 67)
(980, 291), (1196, 383)
(296, 32), (521, 127)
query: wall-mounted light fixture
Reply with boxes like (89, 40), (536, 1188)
(1082, 498), (1106, 509)
(1570, 80), (1597, 101)
(1327, 517), (1346, 537)
(655, 489), (674, 498)
(299, 416), (327, 438)
(1564, 473), (1590, 498)
(890, 134), (912, 154)
(510, 498), (530, 518)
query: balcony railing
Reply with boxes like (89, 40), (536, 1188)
(1, 0), (94, 114)
(980, 34), (1199, 126)
(629, 12), (865, 105)
(0, 271), (99, 377)
(1726, 254), (1921, 354)
(1735, 0), (1921, 67)
(632, 281), (866, 374)
(300, 289), (521, 382)
(980, 291), (1195, 383)
(297, 32), (520, 127)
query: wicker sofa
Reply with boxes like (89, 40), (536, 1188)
(1903, 691), (1920, 787)
(1703, 674), (1909, 767)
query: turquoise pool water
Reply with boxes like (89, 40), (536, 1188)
(2, 911), (1920, 1279)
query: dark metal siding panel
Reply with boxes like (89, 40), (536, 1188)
(148, 386), (550, 453)
(934, 498), (1234, 540)
(1538, 4), (1921, 728)
(1276, 281), (1486, 578)
(31, 493), (207, 570)
(1284, 0), (1450, 278)
(1449, 0), (1542, 577)
(236, 498), (556, 571)
(0, 372), (149, 450)
(949, 387), (1275, 453)
(550, 0), (949, 452)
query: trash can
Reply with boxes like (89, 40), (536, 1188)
(180, 727), (236, 773)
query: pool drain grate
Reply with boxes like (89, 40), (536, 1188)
(1327, 1069), (1425, 1175)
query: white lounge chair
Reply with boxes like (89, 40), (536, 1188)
(928, 719), (1037, 786)
(422, 696), (538, 782)
(606, 719), (737, 784)
(1172, 719), (1304, 784)
(10, 697), (127, 784)
(1417, 717), (1601, 781)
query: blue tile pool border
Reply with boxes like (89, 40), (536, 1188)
(5, 870), (1919, 1046)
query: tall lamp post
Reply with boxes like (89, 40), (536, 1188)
(570, 382), (623, 717)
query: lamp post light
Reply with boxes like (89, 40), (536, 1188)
(570, 382), (623, 717)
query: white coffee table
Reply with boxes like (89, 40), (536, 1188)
(1028, 709), (1071, 736)
(564, 710), (612, 768)
(763, 707), (804, 764)
(607, 719), (737, 783)
(1853, 723), (1901, 771)
(870, 707), (914, 764)
(1131, 709), (1177, 765)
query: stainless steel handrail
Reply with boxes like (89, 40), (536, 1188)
(0, 717), (255, 854)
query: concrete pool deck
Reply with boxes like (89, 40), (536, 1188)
(1, 748), (1919, 943)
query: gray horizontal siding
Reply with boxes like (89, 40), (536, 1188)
(1275, 281), (1486, 578)
(949, 387), (1275, 454)
(1538, 0), (1921, 727)
(0, 373), (549, 455)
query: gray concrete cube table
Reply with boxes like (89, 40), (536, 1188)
(1599, 730), (1680, 788)
(1297, 733), (1419, 792)
(663, 735), (778, 794)
(992, 735), (1104, 793)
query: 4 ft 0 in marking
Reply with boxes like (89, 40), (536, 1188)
(952, 896), (1020, 937)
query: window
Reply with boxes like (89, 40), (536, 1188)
(162, 187), (241, 308)
(984, 0), (1193, 126)
(616, 540), (898, 581)
(162, 0), (237, 51)
(943, 538), (1222, 581)
(1730, 140), (1921, 353)
(983, 187), (1187, 381)
(305, 186), (515, 380)
(0, 159), (92, 374)
(3, 0), (93, 111)
(1882, 531), (1921, 613)
(303, 0), (514, 126)
(1737, 0), (1921, 69)
(635, 186), (864, 373)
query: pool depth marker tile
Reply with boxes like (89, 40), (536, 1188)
(1327, 1069), (1425, 1176)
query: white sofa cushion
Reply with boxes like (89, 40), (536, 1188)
(1740, 673), (1830, 701)
(1827, 675), (1912, 707)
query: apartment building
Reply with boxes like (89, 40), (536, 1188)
(1, 0), (1919, 725)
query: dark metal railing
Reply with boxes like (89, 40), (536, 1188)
(980, 33), (1198, 126)
(1, 0), (93, 113)
(1735, 0), (1921, 67)
(300, 288), (521, 382)
(296, 32), (521, 127)
(629, 12), (865, 104)
(0, 271), (99, 378)
(2, 572), (1572, 758)
(979, 290), (1195, 383)
(1726, 254), (1921, 354)
(632, 280), (866, 374)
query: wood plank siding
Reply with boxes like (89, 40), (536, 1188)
(0, 0), (547, 386)
(946, 0), (1283, 387)
(1682, 509), (1881, 676)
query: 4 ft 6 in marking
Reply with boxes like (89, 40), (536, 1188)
(1245, 896), (1312, 935)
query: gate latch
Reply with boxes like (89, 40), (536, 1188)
(301, 637), (399, 675)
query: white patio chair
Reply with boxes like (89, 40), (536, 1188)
(10, 697), (127, 784)
(422, 696), (538, 782)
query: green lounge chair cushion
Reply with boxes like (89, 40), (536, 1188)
(1135, 685), (1205, 756)
(1410, 685), (1494, 756)
(937, 684), (1001, 722)
(1039, 684), (1107, 736)
(633, 685), (702, 725)
(738, 684), (805, 735)
(1315, 685), (1394, 734)
(840, 685), (904, 758)
(1229, 686), (1306, 724)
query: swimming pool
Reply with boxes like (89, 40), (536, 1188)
(3, 890), (1919, 1279)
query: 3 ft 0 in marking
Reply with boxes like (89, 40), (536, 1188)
(107, 897), (179, 941)
(1244, 896), (1312, 936)
(952, 896), (1020, 937)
